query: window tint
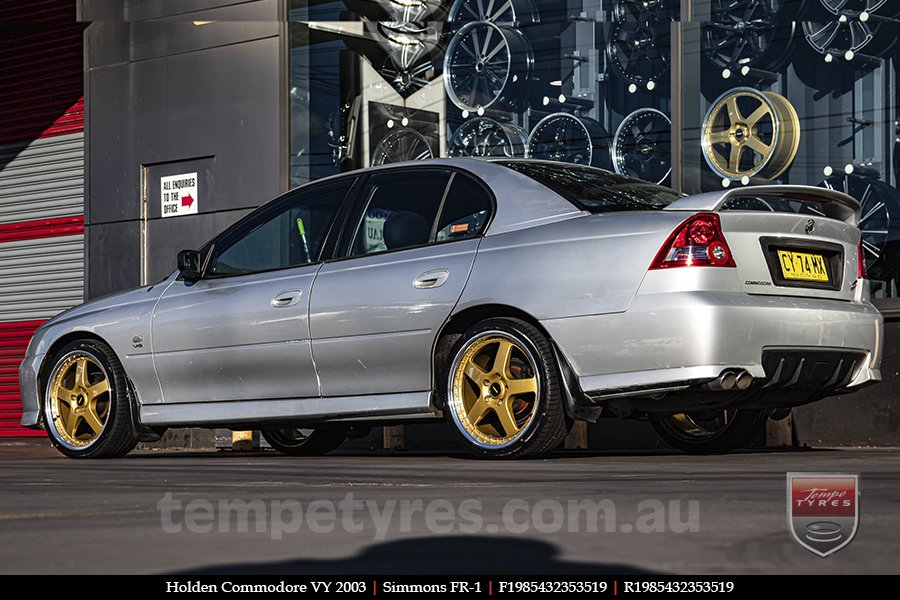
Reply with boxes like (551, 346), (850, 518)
(435, 176), (491, 241)
(207, 179), (351, 276)
(497, 160), (685, 213)
(344, 170), (450, 257)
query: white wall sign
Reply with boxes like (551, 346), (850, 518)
(161, 172), (198, 218)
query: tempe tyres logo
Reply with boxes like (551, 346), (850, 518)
(787, 473), (859, 557)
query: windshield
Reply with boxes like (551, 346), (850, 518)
(497, 160), (686, 213)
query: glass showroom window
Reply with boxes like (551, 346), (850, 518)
(289, 0), (900, 312)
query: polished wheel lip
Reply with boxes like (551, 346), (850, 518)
(447, 329), (541, 449)
(701, 86), (799, 180)
(443, 21), (533, 113)
(612, 108), (672, 184)
(526, 112), (599, 166)
(44, 350), (111, 451)
(265, 427), (316, 446)
(663, 411), (734, 440)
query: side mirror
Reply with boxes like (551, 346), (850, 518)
(177, 249), (202, 281)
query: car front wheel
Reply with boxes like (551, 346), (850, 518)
(43, 339), (138, 458)
(652, 408), (767, 453)
(443, 318), (568, 458)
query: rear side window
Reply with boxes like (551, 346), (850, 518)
(435, 176), (491, 242)
(344, 170), (450, 257)
(498, 160), (685, 213)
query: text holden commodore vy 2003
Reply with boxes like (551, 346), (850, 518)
(18, 159), (882, 458)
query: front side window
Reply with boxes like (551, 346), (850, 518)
(344, 170), (451, 257)
(207, 178), (352, 276)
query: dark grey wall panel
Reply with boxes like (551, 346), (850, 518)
(86, 220), (142, 298)
(145, 209), (252, 283)
(87, 34), (283, 224)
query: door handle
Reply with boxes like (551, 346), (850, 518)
(272, 289), (303, 308)
(413, 269), (450, 289)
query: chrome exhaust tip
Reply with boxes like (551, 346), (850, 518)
(707, 370), (736, 391)
(735, 371), (753, 390)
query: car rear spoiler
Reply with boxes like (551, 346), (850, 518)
(664, 185), (861, 227)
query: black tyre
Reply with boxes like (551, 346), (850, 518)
(261, 426), (346, 456)
(43, 339), (138, 459)
(443, 318), (568, 458)
(652, 408), (766, 453)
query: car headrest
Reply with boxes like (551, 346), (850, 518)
(383, 211), (430, 250)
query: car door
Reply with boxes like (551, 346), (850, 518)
(151, 177), (355, 404)
(309, 168), (494, 397)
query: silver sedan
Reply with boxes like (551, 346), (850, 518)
(19, 159), (882, 458)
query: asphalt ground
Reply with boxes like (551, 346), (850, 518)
(0, 439), (897, 575)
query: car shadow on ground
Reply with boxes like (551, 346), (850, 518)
(169, 535), (657, 575)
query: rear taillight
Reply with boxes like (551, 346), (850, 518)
(650, 213), (736, 270)
(857, 235), (867, 279)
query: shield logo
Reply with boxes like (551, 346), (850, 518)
(787, 473), (859, 557)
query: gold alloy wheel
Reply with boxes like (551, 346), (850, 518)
(46, 352), (111, 448)
(665, 411), (733, 439)
(702, 87), (800, 180)
(450, 333), (540, 446)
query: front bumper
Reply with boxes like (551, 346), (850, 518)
(543, 291), (882, 397)
(18, 352), (44, 428)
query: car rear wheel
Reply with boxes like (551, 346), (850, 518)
(443, 318), (568, 458)
(261, 426), (346, 456)
(652, 408), (766, 453)
(43, 339), (138, 459)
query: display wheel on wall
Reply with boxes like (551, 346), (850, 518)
(802, 0), (896, 59)
(444, 21), (533, 113)
(447, 0), (540, 26)
(613, 0), (679, 23)
(607, 18), (670, 90)
(525, 112), (612, 168)
(701, 87), (799, 181)
(370, 128), (434, 165)
(703, 0), (795, 73)
(820, 174), (900, 281)
(448, 117), (527, 157)
(611, 108), (672, 184)
(377, 23), (438, 97)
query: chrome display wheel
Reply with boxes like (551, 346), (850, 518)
(448, 117), (527, 157)
(607, 19), (670, 87)
(703, 0), (794, 72)
(447, 0), (540, 26)
(612, 108), (671, 184)
(381, 0), (445, 24)
(444, 21), (533, 113)
(653, 409), (767, 453)
(448, 332), (541, 447)
(821, 175), (900, 280)
(46, 351), (111, 449)
(525, 112), (612, 168)
(701, 87), (800, 180)
(371, 128), (434, 165)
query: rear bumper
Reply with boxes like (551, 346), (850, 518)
(542, 291), (882, 397)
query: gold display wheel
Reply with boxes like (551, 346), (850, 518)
(702, 87), (800, 181)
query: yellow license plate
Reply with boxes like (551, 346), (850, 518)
(777, 250), (829, 282)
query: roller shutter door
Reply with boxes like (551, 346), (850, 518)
(0, 1), (85, 436)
